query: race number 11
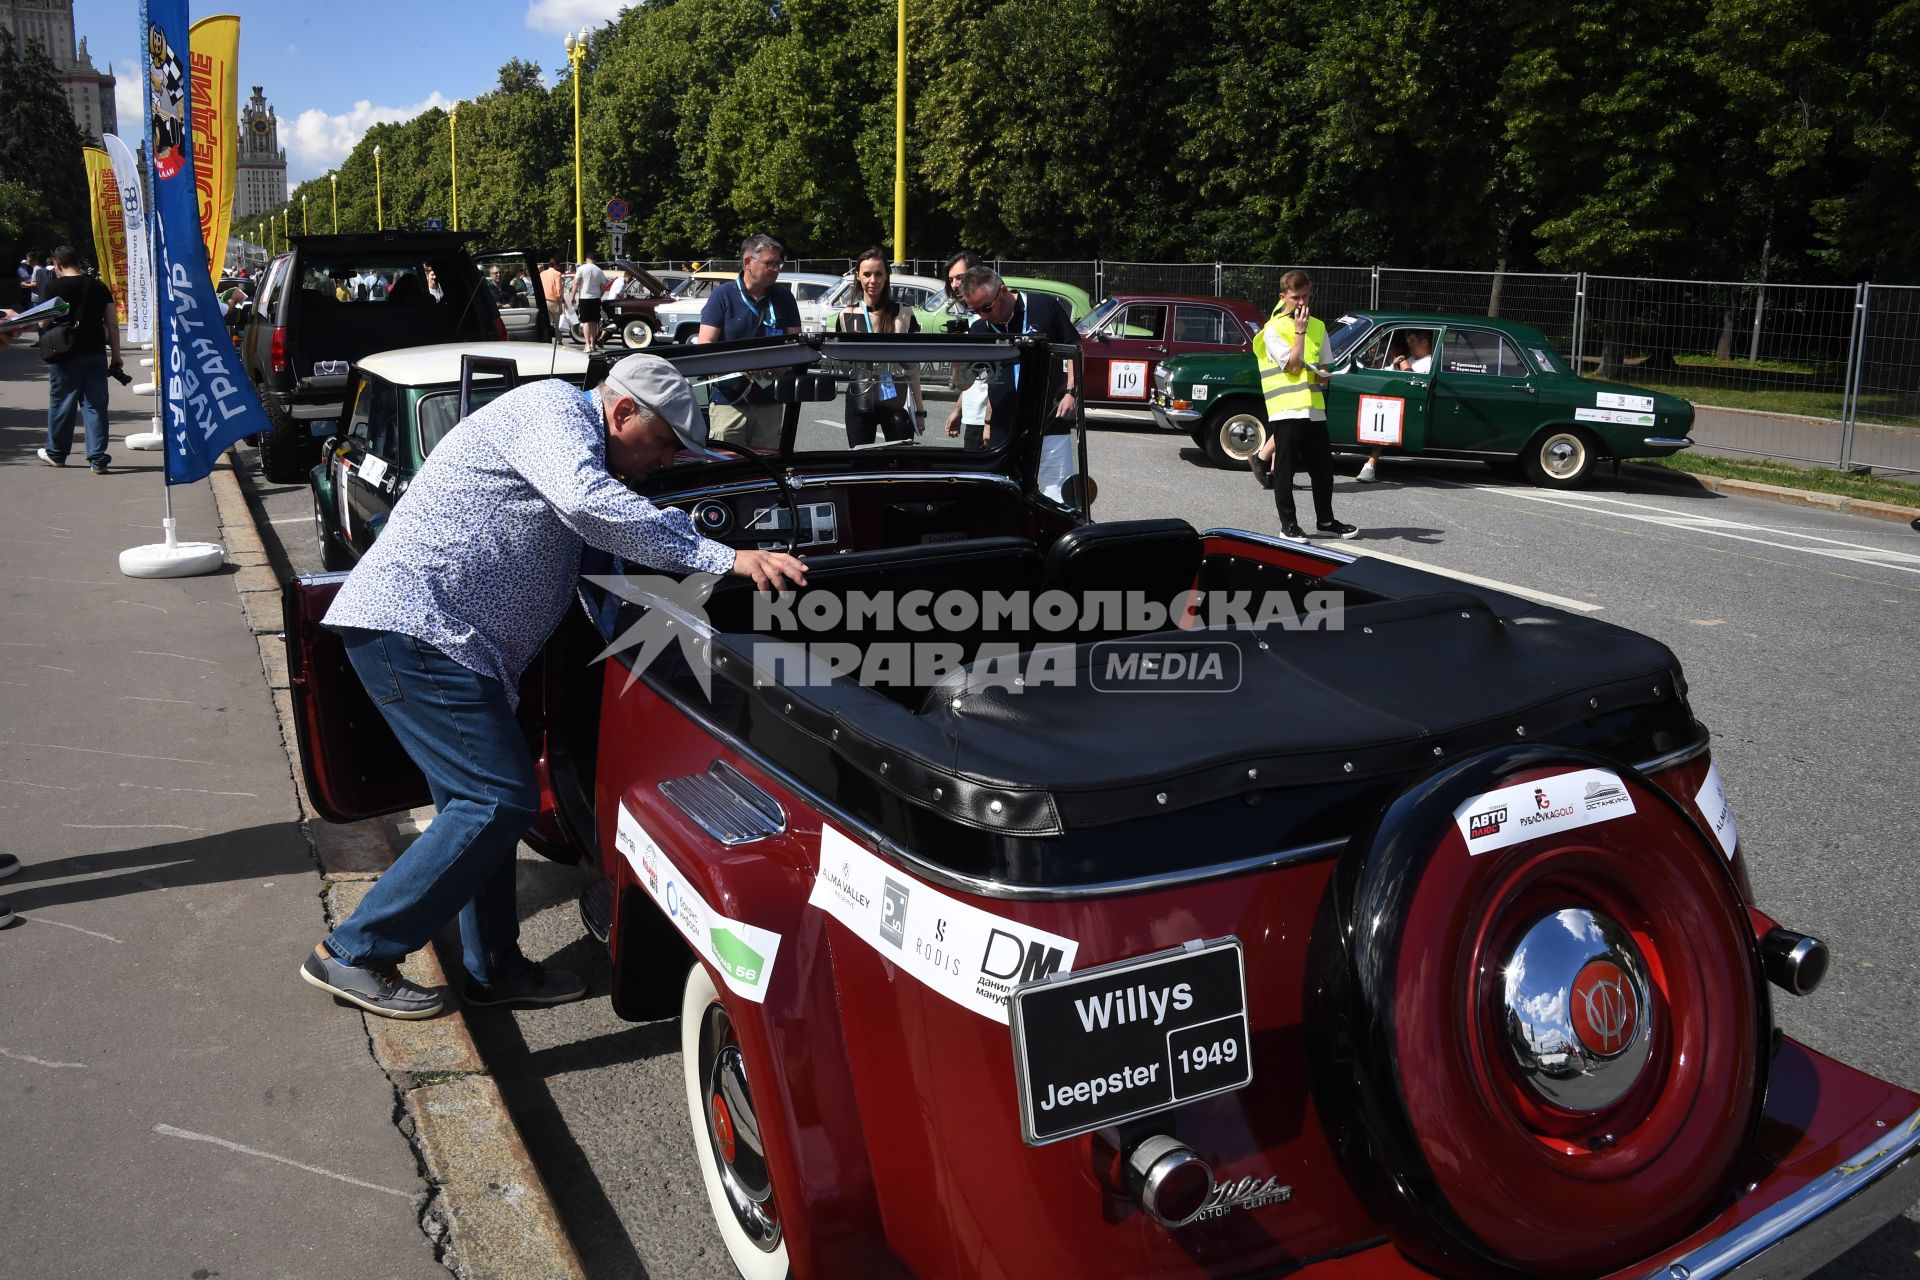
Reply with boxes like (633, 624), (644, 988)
(1357, 394), (1405, 445)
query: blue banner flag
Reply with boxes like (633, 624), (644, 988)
(142, 0), (270, 486)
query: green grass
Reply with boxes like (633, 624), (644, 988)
(1673, 352), (1823, 375)
(1636, 452), (1920, 507)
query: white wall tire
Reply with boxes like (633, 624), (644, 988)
(681, 963), (790, 1280)
(621, 319), (656, 349)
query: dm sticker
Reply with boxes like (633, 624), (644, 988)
(1452, 768), (1637, 856)
(1694, 761), (1738, 859)
(810, 824), (1078, 1023)
(615, 802), (784, 1002)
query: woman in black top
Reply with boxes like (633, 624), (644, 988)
(828, 249), (923, 447)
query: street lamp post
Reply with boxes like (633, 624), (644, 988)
(893, 0), (906, 263)
(300, 193), (308, 234)
(373, 145), (383, 231)
(566, 29), (587, 264)
(448, 105), (459, 232)
(329, 172), (338, 234)
(282, 209), (289, 249)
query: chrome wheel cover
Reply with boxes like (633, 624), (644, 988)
(1503, 908), (1653, 1110)
(700, 1004), (781, 1252)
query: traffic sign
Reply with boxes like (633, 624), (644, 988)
(424, 218), (444, 230)
(605, 220), (629, 233)
(605, 197), (629, 222)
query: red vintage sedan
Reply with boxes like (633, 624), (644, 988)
(285, 331), (1919, 1280)
(1078, 294), (1266, 419)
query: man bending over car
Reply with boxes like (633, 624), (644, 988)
(303, 353), (807, 1019)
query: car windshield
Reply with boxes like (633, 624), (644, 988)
(1078, 298), (1122, 333)
(789, 280), (833, 304)
(1325, 314), (1375, 363)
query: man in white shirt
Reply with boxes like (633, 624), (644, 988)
(568, 252), (607, 348)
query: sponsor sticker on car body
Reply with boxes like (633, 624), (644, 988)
(810, 824), (1078, 1023)
(615, 802), (784, 1002)
(1452, 768), (1637, 856)
(1694, 760), (1738, 859)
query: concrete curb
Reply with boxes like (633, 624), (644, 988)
(1622, 462), (1920, 526)
(207, 454), (588, 1280)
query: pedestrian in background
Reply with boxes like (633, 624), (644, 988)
(941, 250), (981, 331)
(540, 257), (564, 333)
(958, 266), (1081, 495)
(1250, 270), (1355, 541)
(696, 233), (800, 449)
(829, 248), (925, 446)
(35, 246), (124, 475)
(569, 250), (606, 349)
(29, 254), (57, 304)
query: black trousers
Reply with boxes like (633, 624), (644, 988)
(1271, 417), (1336, 528)
(845, 398), (915, 447)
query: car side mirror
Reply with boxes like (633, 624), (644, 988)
(1084, 330), (1106, 344)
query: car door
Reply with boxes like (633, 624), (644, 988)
(1431, 327), (1539, 453)
(1082, 301), (1169, 408)
(1325, 326), (1439, 455)
(1166, 303), (1252, 408)
(344, 376), (402, 551)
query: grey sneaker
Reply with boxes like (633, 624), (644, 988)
(300, 946), (445, 1019)
(0, 853), (20, 880)
(464, 961), (588, 1009)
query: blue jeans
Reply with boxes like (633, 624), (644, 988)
(326, 628), (537, 985)
(46, 352), (111, 468)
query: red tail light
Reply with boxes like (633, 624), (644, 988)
(493, 316), (508, 342)
(269, 326), (287, 377)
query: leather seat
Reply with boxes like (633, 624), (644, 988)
(1038, 518), (1202, 641)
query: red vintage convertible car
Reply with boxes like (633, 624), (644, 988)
(285, 332), (1920, 1280)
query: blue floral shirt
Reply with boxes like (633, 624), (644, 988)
(325, 378), (735, 701)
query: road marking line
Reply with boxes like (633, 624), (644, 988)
(0, 1048), (89, 1070)
(1340, 544), (1603, 612)
(8, 741), (218, 766)
(152, 1124), (414, 1199)
(132, 650), (222, 665)
(117, 781), (260, 798)
(1477, 488), (1920, 574)
(23, 916), (124, 943)
(267, 515), (310, 525)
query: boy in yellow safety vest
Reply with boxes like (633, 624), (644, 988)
(1250, 270), (1357, 541)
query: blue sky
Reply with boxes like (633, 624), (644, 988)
(73, 0), (630, 182)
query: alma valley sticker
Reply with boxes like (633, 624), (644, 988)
(615, 802), (784, 1002)
(1453, 768), (1636, 856)
(1694, 760), (1738, 858)
(810, 824), (1078, 1024)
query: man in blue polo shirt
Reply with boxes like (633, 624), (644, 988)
(697, 232), (801, 450)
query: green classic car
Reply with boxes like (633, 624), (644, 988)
(309, 342), (594, 570)
(1150, 311), (1694, 488)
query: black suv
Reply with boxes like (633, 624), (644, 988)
(240, 232), (546, 482)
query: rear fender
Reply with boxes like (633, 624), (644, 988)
(596, 671), (900, 1278)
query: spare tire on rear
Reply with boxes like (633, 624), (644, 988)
(1317, 744), (1766, 1278)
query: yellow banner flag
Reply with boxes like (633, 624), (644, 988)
(83, 147), (130, 325)
(189, 15), (240, 276)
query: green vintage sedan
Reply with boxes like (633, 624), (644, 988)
(1149, 311), (1694, 487)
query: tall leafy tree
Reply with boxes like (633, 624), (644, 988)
(0, 30), (91, 270)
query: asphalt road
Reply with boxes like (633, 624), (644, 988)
(244, 411), (1920, 1279)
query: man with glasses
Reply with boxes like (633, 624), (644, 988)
(940, 250), (981, 333)
(305, 353), (807, 1019)
(956, 268), (1090, 477)
(697, 232), (801, 449)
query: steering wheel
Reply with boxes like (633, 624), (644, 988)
(702, 439), (802, 556)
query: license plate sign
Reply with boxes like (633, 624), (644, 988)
(1010, 938), (1252, 1145)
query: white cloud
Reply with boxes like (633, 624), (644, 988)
(286, 93), (453, 182)
(112, 60), (142, 144)
(524, 0), (630, 36)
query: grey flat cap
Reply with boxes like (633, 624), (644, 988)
(603, 352), (708, 452)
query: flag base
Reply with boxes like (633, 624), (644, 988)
(127, 432), (164, 450)
(120, 519), (224, 579)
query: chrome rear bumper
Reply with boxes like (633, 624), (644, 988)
(1638, 1106), (1920, 1280)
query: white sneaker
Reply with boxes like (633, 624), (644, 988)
(1357, 460), (1377, 482)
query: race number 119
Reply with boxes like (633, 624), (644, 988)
(1357, 394), (1405, 446)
